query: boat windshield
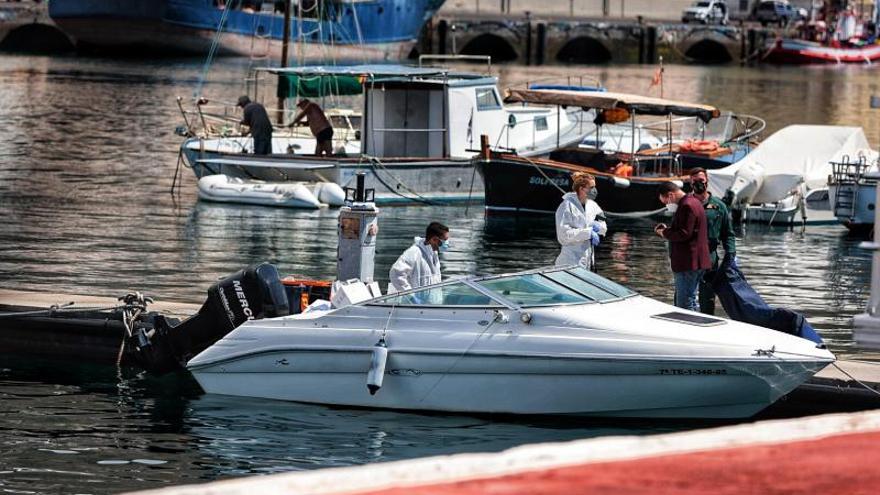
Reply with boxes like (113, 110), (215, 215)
(365, 267), (637, 308)
(477, 273), (590, 307)
(563, 266), (636, 298)
(369, 282), (501, 307)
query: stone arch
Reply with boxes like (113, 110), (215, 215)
(0, 24), (74, 53)
(684, 39), (733, 64)
(459, 33), (518, 62)
(555, 37), (612, 64)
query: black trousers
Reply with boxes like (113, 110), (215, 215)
(253, 134), (272, 155)
(699, 254), (719, 315)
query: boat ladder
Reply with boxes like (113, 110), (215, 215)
(830, 156), (868, 221)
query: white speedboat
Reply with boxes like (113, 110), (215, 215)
(186, 265), (834, 418)
(197, 175), (346, 209)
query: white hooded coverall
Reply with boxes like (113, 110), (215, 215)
(388, 237), (442, 293)
(555, 192), (607, 268)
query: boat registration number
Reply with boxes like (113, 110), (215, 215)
(659, 368), (728, 376)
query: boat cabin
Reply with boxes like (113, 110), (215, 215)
(258, 64), (583, 159)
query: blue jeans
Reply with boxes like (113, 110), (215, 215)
(674, 270), (705, 312)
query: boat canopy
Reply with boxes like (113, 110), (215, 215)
(367, 266), (636, 308)
(504, 88), (720, 122)
(266, 64), (451, 79)
(268, 64), (486, 98)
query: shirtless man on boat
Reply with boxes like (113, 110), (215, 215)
(290, 99), (334, 156)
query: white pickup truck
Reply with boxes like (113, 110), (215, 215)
(681, 0), (729, 25)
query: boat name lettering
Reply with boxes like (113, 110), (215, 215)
(529, 176), (570, 187)
(233, 279), (254, 320)
(659, 368), (727, 376)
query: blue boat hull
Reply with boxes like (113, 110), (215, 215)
(49, 0), (444, 59)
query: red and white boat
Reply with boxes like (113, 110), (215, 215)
(763, 38), (880, 64)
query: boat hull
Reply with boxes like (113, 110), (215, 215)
(477, 154), (672, 217)
(829, 182), (877, 233)
(49, 0), (443, 59)
(189, 350), (827, 418)
(51, 17), (415, 60)
(183, 142), (484, 206)
(743, 189), (839, 227)
(763, 39), (880, 65)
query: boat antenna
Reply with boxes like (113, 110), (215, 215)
(194, 0), (234, 100)
(277, 0), (293, 124)
(350, 0), (368, 64)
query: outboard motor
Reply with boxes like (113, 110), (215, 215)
(127, 263), (289, 375)
(723, 161), (764, 207)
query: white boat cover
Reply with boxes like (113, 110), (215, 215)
(708, 125), (874, 204)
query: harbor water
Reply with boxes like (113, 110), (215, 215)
(0, 54), (876, 494)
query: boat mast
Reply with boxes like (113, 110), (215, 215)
(277, 0), (293, 124)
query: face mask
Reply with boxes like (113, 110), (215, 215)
(692, 180), (707, 194)
(439, 239), (450, 252)
(665, 203), (678, 214)
(588, 188), (598, 201)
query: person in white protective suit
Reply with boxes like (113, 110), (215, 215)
(388, 222), (450, 294)
(555, 172), (607, 270)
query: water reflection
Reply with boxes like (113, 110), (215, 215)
(0, 355), (681, 494)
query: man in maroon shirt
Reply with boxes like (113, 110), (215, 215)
(654, 182), (711, 312)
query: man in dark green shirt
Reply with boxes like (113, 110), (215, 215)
(689, 168), (736, 315)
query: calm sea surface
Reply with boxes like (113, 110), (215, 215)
(0, 54), (877, 494)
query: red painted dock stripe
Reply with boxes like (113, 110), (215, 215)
(352, 431), (880, 495)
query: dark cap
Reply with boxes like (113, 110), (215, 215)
(236, 95), (251, 107)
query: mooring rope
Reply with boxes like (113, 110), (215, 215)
(831, 361), (880, 398)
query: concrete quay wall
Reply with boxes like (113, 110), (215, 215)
(420, 13), (777, 65)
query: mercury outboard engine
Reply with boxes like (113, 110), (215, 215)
(127, 263), (289, 375)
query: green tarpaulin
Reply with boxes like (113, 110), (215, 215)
(277, 74), (363, 99)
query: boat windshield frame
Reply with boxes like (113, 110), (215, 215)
(362, 265), (639, 309)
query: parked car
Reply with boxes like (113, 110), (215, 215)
(681, 0), (729, 25)
(755, 0), (799, 27)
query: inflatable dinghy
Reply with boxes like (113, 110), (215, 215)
(197, 175), (346, 209)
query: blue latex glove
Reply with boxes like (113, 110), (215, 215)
(591, 222), (602, 233)
(590, 230), (600, 247)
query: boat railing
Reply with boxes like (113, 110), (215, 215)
(643, 113), (765, 147)
(830, 155), (878, 185)
(506, 74), (604, 92)
(175, 96), (361, 144)
(418, 54), (492, 74)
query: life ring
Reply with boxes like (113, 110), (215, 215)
(612, 161), (633, 177)
(680, 139), (720, 152)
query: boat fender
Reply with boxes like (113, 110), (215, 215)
(367, 338), (388, 395)
(612, 177), (631, 188)
(315, 182), (346, 207)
